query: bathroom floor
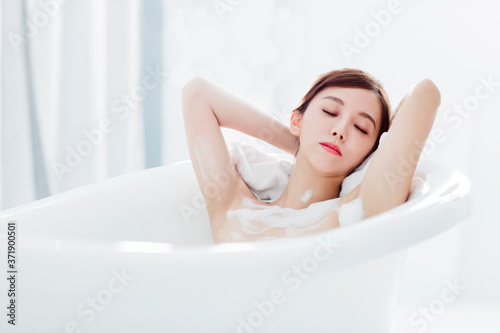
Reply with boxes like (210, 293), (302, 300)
(391, 301), (500, 332)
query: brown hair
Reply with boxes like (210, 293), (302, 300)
(293, 68), (391, 158)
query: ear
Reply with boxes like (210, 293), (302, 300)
(290, 109), (302, 136)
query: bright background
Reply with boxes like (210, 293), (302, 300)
(1, 0), (499, 331)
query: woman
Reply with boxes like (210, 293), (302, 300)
(182, 69), (441, 243)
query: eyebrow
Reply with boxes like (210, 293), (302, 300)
(321, 95), (377, 129)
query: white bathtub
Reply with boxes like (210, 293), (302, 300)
(0, 158), (472, 333)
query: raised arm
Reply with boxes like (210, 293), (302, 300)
(192, 76), (299, 154)
(358, 78), (441, 217)
(182, 76), (298, 220)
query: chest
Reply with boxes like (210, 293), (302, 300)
(211, 188), (340, 244)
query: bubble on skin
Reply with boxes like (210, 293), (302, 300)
(226, 194), (341, 237)
(337, 197), (365, 226)
(194, 135), (233, 203)
(193, 134), (217, 184)
(224, 194), (367, 240)
(301, 189), (313, 203)
(230, 231), (247, 242)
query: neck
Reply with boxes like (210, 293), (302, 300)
(267, 153), (344, 209)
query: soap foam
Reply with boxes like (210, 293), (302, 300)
(225, 195), (366, 241)
(226, 195), (341, 238)
(301, 189), (313, 203)
(194, 135), (222, 202)
(337, 197), (365, 227)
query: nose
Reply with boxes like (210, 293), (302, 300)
(332, 130), (344, 141)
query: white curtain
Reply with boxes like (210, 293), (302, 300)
(1, 0), (146, 210)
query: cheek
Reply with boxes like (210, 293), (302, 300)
(349, 135), (376, 161)
(301, 121), (326, 142)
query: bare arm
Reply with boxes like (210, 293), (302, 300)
(355, 78), (441, 217)
(193, 76), (299, 155)
(390, 86), (410, 122)
(182, 76), (298, 221)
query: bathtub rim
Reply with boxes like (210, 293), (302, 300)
(0, 158), (472, 272)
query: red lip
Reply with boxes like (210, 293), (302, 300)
(320, 142), (342, 156)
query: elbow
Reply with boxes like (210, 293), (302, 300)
(417, 78), (441, 107)
(182, 76), (206, 106)
(183, 75), (206, 95)
(183, 75), (206, 90)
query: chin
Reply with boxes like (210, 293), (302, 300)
(308, 159), (348, 177)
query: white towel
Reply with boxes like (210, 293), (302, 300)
(231, 132), (388, 202)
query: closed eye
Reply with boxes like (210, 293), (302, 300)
(324, 110), (368, 135)
(322, 110), (337, 117)
(355, 125), (368, 134)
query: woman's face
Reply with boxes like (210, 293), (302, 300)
(291, 86), (382, 177)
